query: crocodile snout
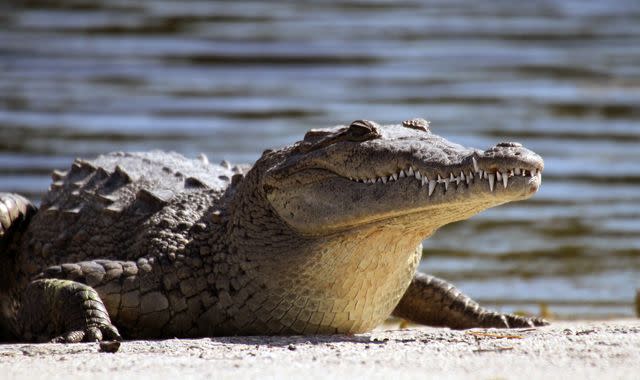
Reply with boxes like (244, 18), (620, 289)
(473, 140), (544, 183)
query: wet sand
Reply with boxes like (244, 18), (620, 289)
(1, 320), (638, 379)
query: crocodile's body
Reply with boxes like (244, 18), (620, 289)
(0, 119), (545, 342)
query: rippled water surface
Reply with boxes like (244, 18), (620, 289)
(2, 0), (640, 318)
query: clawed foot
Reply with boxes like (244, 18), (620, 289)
(20, 279), (123, 343)
(51, 323), (121, 343)
(481, 312), (548, 329)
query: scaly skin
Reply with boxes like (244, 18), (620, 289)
(0, 118), (546, 342)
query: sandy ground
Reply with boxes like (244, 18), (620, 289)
(1, 320), (638, 380)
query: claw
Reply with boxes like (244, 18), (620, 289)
(99, 340), (121, 353)
(499, 315), (510, 328)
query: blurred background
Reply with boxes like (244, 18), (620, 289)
(1, 0), (639, 319)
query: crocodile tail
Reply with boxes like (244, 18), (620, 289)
(0, 193), (37, 253)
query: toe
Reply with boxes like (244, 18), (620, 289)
(102, 325), (122, 341)
(478, 312), (510, 328)
(85, 326), (103, 342)
(506, 314), (549, 328)
(51, 330), (86, 343)
(533, 317), (549, 326)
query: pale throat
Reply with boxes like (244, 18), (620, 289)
(296, 223), (426, 283)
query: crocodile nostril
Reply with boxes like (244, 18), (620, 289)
(496, 142), (522, 148)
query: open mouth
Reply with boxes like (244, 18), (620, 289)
(343, 157), (542, 196)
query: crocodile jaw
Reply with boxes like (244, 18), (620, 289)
(267, 166), (541, 237)
(263, 123), (543, 237)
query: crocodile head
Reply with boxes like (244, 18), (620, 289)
(260, 118), (543, 237)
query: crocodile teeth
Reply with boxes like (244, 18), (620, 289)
(472, 157), (479, 172)
(345, 164), (541, 193)
(428, 180), (437, 196)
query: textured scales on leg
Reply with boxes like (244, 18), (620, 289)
(0, 119), (546, 342)
(392, 273), (548, 329)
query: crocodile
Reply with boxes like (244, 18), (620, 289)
(0, 118), (546, 343)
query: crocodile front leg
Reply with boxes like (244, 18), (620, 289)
(13, 259), (166, 342)
(33, 258), (199, 339)
(392, 272), (548, 329)
(17, 279), (120, 342)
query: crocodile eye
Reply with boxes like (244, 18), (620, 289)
(346, 120), (380, 141)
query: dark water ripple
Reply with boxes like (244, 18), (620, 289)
(1, 0), (639, 318)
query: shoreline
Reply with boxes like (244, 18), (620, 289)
(1, 319), (638, 379)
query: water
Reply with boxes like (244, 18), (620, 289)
(2, 0), (639, 319)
